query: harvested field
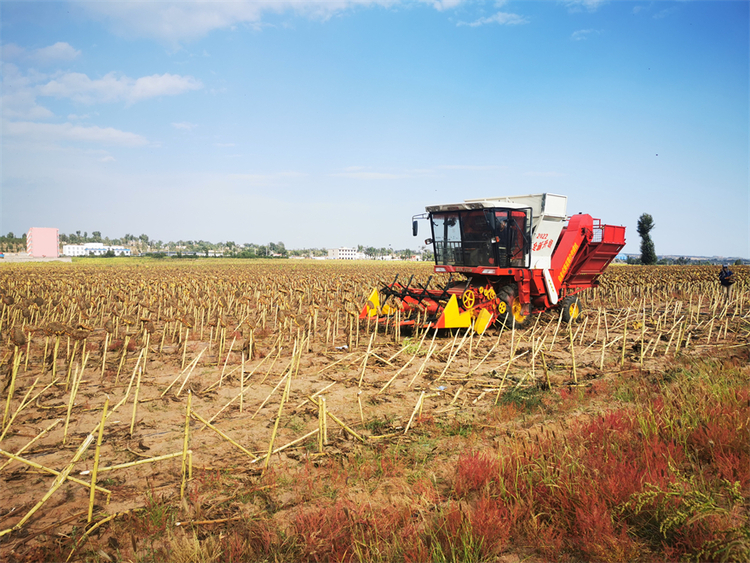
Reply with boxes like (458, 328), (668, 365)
(0, 260), (748, 562)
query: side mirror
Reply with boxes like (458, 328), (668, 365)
(412, 220), (418, 237)
(424, 238), (433, 245)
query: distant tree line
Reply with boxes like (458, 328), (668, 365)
(56, 232), (432, 260)
(625, 256), (744, 266)
(0, 232), (27, 253)
(15, 229), (744, 265)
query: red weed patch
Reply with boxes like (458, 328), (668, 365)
(292, 500), (417, 563)
(453, 451), (499, 497)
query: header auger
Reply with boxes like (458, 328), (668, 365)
(361, 193), (626, 334)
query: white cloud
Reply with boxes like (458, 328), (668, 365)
(77, 1), (263, 44)
(3, 120), (148, 147)
(563, 0), (608, 12)
(629, 4), (676, 19)
(653, 6), (678, 20)
(1, 44), (27, 61)
(73, 1), (478, 44)
(68, 113), (96, 120)
(571, 29), (601, 41)
(1, 63), (54, 119)
(38, 72), (122, 103)
(172, 121), (198, 130)
(459, 11), (528, 27)
(31, 42), (82, 65)
(1, 42), (81, 65)
(130, 74), (203, 102)
(437, 164), (504, 171)
(38, 71), (203, 105)
(425, 0), (465, 12)
(2, 92), (55, 120)
(99, 155), (116, 162)
(3, 61), (202, 127)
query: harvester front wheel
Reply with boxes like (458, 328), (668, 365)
(561, 295), (582, 323)
(497, 285), (528, 328)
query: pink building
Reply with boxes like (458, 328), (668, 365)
(26, 227), (59, 258)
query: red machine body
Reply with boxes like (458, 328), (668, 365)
(361, 194), (626, 332)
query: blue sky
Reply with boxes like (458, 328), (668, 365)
(1, 0), (748, 257)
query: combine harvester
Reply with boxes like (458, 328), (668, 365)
(361, 193), (625, 333)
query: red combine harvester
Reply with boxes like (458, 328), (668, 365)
(361, 193), (626, 333)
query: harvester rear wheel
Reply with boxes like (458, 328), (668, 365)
(497, 285), (528, 328)
(561, 295), (582, 322)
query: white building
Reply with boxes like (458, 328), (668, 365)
(328, 247), (361, 260)
(62, 243), (131, 257)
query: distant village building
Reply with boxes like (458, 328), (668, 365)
(26, 227), (59, 258)
(62, 243), (131, 257)
(327, 247), (365, 260)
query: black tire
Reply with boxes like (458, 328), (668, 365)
(497, 285), (529, 328)
(560, 295), (582, 323)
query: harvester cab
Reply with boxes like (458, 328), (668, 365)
(363, 193), (625, 334)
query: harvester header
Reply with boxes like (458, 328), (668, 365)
(361, 193), (626, 333)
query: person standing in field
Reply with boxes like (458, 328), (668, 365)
(719, 264), (735, 302)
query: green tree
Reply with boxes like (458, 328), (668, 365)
(400, 249), (414, 260)
(637, 213), (657, 265)
(197, 241), (210, 257)
(138, 234), (150, 252)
